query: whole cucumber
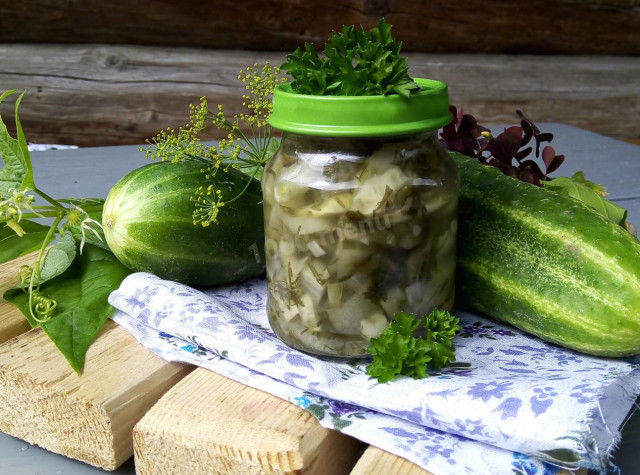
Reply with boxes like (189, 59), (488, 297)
(452, 151), (640, 356)
(102, 161), (265, 287)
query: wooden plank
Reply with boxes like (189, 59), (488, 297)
(0, 252), (38, 290)
(351, 446), (431, 475)
(350, 445), (589, 474)
(1, 44), (638, 147)
(0, 0), (638, 55)
(0, 320), (194, 470)
(0, 296), (30, 345)
(0, 253), (38, 343)
(133, 367), (367, 474)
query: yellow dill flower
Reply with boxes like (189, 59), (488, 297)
(140, 61), (285, 225)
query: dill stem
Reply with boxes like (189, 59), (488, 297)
(220, 166), (261, 206)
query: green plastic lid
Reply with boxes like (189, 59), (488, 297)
(269, 78), (452, 137)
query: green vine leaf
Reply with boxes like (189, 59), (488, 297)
(0, 90), (34, 194)
(544, 172), (627, 226)
(0, 219), (50, 264)
(37, 231), (77, 284)
(4, 244), (131, 373)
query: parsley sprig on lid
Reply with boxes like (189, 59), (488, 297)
(282, 18), (420, 97)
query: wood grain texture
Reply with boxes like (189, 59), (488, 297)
(349, 445), (588, 474)
(0, 297), (30, 345)
(0, 320), (193, 470)
(0, 253), (38, 344)
(350, 446), (432, 474)
(0, 252), (37, 291)
(133, 367), (367, 474)
(1, 44), (638, 147)
(1, 0), (639, 55)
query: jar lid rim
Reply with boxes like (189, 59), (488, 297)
(269, 78), (452, 137)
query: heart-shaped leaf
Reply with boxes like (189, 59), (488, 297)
(4, 244), (131, 372)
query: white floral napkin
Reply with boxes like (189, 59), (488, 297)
(27, 143), (78, 151)
(109, 273), (640, 475)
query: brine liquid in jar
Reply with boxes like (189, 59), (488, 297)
(262, 131), (459, 357)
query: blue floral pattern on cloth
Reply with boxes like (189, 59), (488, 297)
(109, 273), (640, 475)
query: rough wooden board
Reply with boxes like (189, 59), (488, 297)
(0, 252), (38, 290)
(0, 320), (193, 470)
(350, 446), (432, 474)
(0, 45), (639, 147)
(350, 445), (589, 474)
(0, 296), (30, 345)
(0, 252), (39, 343)
(133, 367), (367, 474)
(1, 0), (638, 55)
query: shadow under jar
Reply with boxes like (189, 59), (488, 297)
(263, 78), (459, 358)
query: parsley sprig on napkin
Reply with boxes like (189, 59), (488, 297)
(366, 310), (461, 383)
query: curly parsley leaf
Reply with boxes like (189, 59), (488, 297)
(366, 310), (460, 383)
(282, 18), (420, 97)
(422, 309), (460, 370)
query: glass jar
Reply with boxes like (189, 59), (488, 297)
(263, 78), (459, 358)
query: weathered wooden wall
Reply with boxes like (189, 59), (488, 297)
(1, 0), (639, 55)
(1, 45), (638, 147)
(0, 0), (639, 147)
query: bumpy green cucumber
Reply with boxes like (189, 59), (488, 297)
(102, 161), (265, 287)
(451, 151), (640, 356)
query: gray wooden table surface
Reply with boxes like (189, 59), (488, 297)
(1, 124), (638, 474)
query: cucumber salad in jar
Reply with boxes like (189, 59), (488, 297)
(262, 130), (459, 357)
